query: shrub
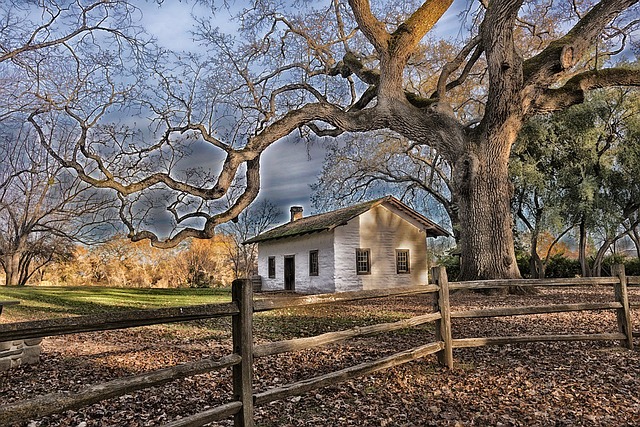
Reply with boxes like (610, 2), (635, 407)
(544, 254), (581, 278)
(515, 251), (531, 278)
(624, 257), (640, 276)
(436, 254), (460, 282)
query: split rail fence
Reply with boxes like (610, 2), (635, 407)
(0, 265), (638, 427)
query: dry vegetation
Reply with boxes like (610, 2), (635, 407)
(1, 286), (639, 426)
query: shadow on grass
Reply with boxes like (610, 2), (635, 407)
(254, 308), (424, 341)
(0, 286), (231, 321)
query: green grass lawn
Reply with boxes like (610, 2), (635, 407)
(0, 286), (231, 322)
(0, 285), (420, 343)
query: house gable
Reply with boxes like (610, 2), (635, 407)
(333, 204), (429, 292)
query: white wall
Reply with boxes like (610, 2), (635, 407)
(333, 205), (428, 292)
(256, 230), (335, 294)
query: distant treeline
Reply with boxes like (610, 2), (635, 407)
(439, 253), (640, 281)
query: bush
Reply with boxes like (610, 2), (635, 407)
(602, 255), (640, 276)
(436, 254), (460, 282)
(624, 257), (640, 276)
(514, 250), (581, 278)
(438, 250), (638, 280)
(545, 254), (581, 278)
(515, 251), (531, 278)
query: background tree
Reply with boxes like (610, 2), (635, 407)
(513, 87), (640, 277)
(511, 108), (579, 278)
(0, 121), (115, 286)
(312, 132), (457, 239)
(626, 211), (640, 258)
(170, 236), (235, 288)
(0, 0), (146, 286)
(44, 234), (236, 288)
(15, 1), (640, 281)
(220, 200), (282, 279)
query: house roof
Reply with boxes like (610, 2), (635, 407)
(243, 196), (449, 244)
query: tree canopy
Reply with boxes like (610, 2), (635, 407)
(512, 87), (640, 277)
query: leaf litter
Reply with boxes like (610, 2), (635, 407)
(1, 285), (639, 426)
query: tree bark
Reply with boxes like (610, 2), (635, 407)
(3, 253), (22, 287)
(578, 218), (590, 277)
(454, 142), (520, 281)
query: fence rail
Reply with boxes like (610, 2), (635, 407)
(0, 303), (239, 342)
(0, 266), (638, 427)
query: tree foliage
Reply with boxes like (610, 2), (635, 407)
(512, 87), (640, 277)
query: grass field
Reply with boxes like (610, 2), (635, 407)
(0, 286), (231, 322)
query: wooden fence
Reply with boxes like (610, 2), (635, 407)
(0, 265), (637, 427)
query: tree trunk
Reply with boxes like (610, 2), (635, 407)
(578, 218), (590, 277)
(454, 143), (520, 281)
(627, 228), (640, 259)
(529, 226), (543, 279)
(591, 238), (613, 277)
(451, 0), (523, 283)
(3, 253), (22, 286)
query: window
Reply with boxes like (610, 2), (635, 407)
(309, 250), (319, 276)
(356, 248), (371, 275)
(396, 249), (410, 274)
(268, 256), (276, 278)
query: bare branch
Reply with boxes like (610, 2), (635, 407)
(434, 35), (482, 99)
(531, 67), (640, 113)
(523, 0), (639, 87)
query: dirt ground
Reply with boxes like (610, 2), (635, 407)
(1, 285), (639, 426)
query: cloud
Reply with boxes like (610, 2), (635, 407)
(257, 138), (326, 215)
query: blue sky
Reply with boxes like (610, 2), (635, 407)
(138, 1), (468, 220)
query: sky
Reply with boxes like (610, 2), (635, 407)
(136, 1), (468, 223)
(138, 2), (325, 219)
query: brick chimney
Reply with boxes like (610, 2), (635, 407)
(290, 206), (303, 222)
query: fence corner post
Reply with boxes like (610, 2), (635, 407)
(432, 266), (454, 368)
(612, 264), (634, 350)
(232, 278), (255, 426)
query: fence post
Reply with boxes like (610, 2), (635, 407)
(232, 279), (254, 426)
(432, 266), (454, 368)
(612, 264), (634, 350)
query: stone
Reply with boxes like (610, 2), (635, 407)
(21, 345), (41, 364)
(0, 341), (13, 351)
(0, 357), (12, 371)
(24, 338), (43, 346)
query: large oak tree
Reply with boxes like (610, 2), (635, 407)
(20, 0), (640, 280)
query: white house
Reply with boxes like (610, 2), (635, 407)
(244, 196), (449, 294)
